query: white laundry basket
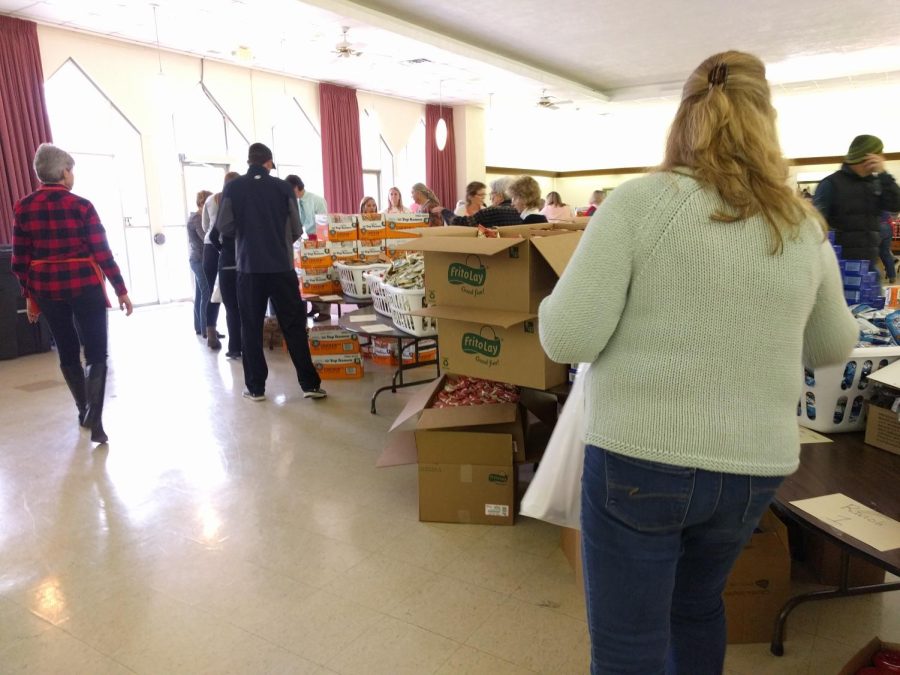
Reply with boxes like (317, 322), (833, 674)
(333, 262), (390, 298)
(799, 345), (900, 432)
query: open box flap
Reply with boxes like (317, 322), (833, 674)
(417, 401), (518, 430)
(530, 231), (583, 278)
(868, 359), (900, 390)
(411, 304), (536, 328)
(402, 235), (522, 256)
(388, 377), (444, 432)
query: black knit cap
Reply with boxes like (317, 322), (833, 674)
(846, 135), (883, 164)
(248, 142), (275, 167)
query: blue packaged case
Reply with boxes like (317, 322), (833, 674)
(844, 289), (863, 304)
(828, 231), (836, 243)
(843, 259), (870, 274)
(843, 275), (863, 289)
(833, 244), (843, 258)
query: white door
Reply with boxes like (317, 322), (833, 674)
(70, 153), (158, 305)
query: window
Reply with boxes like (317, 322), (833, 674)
(273, 97), (324, 198)
(360, 109), (395, 209)
(397, 119), (426, 202)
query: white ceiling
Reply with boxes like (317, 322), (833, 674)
(2, 0), (900, 113)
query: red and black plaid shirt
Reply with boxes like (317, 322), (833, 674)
(12, 184), (127, 300)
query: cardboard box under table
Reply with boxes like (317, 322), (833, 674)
(403, 225), (582, 314)
(559, 507), (791, 645)
(389, 376), (525, 525)
(865, 360), (900, 456)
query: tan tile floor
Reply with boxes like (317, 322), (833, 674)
(0, 302), (898, 674)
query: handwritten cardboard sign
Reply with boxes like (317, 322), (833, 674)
(790, 493), (900, 552)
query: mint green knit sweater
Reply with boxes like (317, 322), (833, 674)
(539, 170), (858, 476)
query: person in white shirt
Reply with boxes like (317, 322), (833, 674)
(383, 187), (410, 215)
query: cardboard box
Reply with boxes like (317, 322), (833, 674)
(722, 508), (792, 644)
(327, 215), (358, 242)
(358, 214), (386, 240)
(308, 326), (360, 356)
(838, 637), (900, 675)
(359, 242), (385, 260)
(797, 527), (886, 587)
(385, 214), (429, 238)
(415, 305), (568, 390)
(388, 376), (524, 524)
(300, 269), (339, 296)
(865, 402), (900, 456)
(312, 353), (364, 379)
(560, 527), (584, 592)
(403, 226), (582, 313)
(297, 243), (334, 270)
(559, 509), (791, 644)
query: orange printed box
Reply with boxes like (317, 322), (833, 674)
(358, 214), (386, 240)
(327, 215), (359, 242)
(359, 242), (385, 260)
(298, 244), (333, 269)
(312, 353), (364, 380)
(308, 326), (360, 356)
(385, 214), (428, 239)
(300, 270), (335, 296)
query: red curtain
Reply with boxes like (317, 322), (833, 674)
(319, 83), (363, 214)
(0, 16), (52, 245)
(425, 104), (457, 209)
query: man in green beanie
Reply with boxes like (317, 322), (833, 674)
(814, 135), (900, 279)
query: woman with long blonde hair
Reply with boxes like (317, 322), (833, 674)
(539, 51), (857, 674)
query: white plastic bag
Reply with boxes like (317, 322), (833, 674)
(210, 279), (222, 304)
(520, 367), (586, 529)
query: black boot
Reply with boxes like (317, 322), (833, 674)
(84, 363), (109, 444)
(60, 364), (88, 427)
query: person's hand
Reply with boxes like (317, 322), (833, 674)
(864, 154), (885, 175)
(25, 298), (39, 323)
(118, 294), (133, 316)
(430, 206), (443, 215)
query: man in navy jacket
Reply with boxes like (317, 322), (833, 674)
(217, 143), (326, 402)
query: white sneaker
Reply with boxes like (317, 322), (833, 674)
(302, 387), (327, 400)
(242, 390), (266, 402)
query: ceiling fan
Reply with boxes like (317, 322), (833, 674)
(537, 91), (573, 110)
(333, 26), (363, 58)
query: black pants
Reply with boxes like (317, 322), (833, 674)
(202, 243), (221, 327)
(218, 265), (242, 354)
(36, 284), (108, 367)
(237, 271), (320, 394)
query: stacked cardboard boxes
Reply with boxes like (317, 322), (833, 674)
(308, 325), (363, 380)
(406, 224), (583, 390)
(384, 224), (583, 525)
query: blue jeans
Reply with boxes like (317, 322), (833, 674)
(189, 257), (209, 334)
(581, 445), (784, 675)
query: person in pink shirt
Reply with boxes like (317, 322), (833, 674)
(541, 191), (575, 220)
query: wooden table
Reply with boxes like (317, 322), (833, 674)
(337, 308), (439, 414)
(770, 431), (900, 655)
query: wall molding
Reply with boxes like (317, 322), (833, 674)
(487, 152), (900, 178)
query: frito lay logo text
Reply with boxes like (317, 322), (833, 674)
(448, 260), (486, 287)
(462, 331), (500, 358)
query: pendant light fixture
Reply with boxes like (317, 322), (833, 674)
(435, 80), (448, 151)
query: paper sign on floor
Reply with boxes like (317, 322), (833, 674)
(790, 493), (900, 551)
(798, 426), (832, 445)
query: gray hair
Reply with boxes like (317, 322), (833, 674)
(33, 143), (74, 184)
(411, 182), (440, 205)
(490, 177), (512, 197)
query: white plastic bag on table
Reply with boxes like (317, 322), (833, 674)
(520, 366), (586, 529)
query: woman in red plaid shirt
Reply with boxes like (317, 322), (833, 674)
(12, 143), (132, 444)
